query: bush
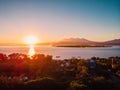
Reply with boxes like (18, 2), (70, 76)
(0, 76), (24, 90)
(25, 77), (67, 90)
(69, 80), (88, 90)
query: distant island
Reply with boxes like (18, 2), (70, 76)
(52, 38), (120, 47)
(55, 45), (111, 48)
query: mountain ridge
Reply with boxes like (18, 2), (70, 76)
(52, 38), (120, 47)
(0, 38), (119, 46)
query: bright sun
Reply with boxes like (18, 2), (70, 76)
(24, 35), (39, 45)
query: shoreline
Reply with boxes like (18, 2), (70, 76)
(54, 45), (112, 48)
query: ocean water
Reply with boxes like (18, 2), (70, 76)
(0, 45), (120, 59)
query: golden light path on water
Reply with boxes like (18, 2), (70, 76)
(24, 35), (39, 57)
(28, 45), (35, 57)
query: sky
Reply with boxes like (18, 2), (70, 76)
(0, 0), (120, 44)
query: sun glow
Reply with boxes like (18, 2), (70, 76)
(24, 35), (39, 45)
(24, 35), (39, 57)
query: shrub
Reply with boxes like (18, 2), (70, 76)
(69, 80), (88, 90)
(25, 77), (67, 90)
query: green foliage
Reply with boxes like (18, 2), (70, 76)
(0, 76), (24, 90)
(69, 80), (87, 90)
(25, 77), (67, 90)
(0, 53), (120, 90)
(116, 70), (120, 76)
(76, 60), (89, 80)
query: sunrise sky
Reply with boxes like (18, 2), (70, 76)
(0, 0), (120, 44)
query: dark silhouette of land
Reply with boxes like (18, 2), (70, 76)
(52, 38), (120, 47)
(0, 53), (120, 90)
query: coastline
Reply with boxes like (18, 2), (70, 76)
(54, 45), (112, 48)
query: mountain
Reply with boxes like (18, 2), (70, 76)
(60, 38), (94, 43)
(52, 38), (101, 47)
(52, 38), (120, 47)
(103, 39), (120, 45)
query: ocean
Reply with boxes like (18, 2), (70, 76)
(0, 45), (120, 59)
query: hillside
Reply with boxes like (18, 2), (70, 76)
(103, 39), (120, 45)
(52, 38), (120, 47)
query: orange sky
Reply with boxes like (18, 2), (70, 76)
(0, 0), (120, 44)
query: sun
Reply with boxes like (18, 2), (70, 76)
(24, 35), (39, 45)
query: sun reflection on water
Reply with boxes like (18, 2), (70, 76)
(28, 45), (35, 57)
